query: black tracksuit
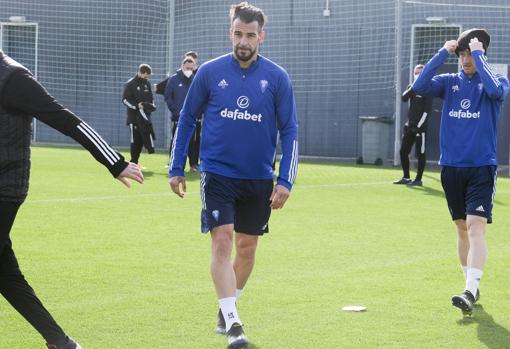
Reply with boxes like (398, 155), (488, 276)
(0, 51), (127, 348)
(400, 85), (433, 181)
(122, 75), (155, 163)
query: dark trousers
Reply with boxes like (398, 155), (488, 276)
(129, 124), (143, 164)
(400, 129), (426, 181)
(188, 121), (201, 168)
(0, 201), (68, 346)
(169, 120), (201, 168)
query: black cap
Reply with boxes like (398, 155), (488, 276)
(455, 28), (490, 56)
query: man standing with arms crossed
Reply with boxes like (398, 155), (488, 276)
(169, 2), (298, 348)
(413, 29), (509, 315)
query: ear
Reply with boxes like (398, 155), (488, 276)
(259, 30), (265, 44)
(229, 27), (234, 41)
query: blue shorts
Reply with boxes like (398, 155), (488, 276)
(200, 172), (273, 235)
(440, 165), (497, 223)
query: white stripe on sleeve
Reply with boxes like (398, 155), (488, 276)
(123, 98), (137, 110)
(77, 122), (120, 165)
(287, 140), (298, 184)
(480, 55), (500, 87)
(417, 112), (428, 128)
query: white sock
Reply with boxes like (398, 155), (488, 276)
(461, 265), (468, 280)
(465, 268), (483, 297)
(219, 297), (241, 332)
(235, 288), (243, 300)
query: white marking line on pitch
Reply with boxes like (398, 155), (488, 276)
(25, 181), (390, 205)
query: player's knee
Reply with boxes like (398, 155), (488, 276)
(467, 225), (486, 240)
(212, 237), (233, 260)
(236, 238), (258, 259)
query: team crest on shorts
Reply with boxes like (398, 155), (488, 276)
(259, 79), (268, 93)
(212, 210), (220, 221)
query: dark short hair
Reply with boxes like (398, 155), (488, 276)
(138, 64), (152, 75)
(455, 28), (490, 56)
(184, 51), (198, 59)
(230, 2), (267, 31)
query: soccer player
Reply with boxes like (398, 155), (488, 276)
(394, 64), (432, 186)
(413, 28), (509, 315)
(168, 2), (298, 348)
(0, 50), (144, 348)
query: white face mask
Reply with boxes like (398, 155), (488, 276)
(413, 73), (420, 81)
(183, 70), (193, 78)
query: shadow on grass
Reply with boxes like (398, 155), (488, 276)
(402, 173), (444, 199)
(456, 304), (510, 349)
(406, 173), (507, 206)
(140, 170), (155, 178)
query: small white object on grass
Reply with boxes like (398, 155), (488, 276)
(342, 305), (367, 312)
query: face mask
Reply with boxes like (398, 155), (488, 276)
(183, 70), (193, 78)
(413, 74), (420, 81)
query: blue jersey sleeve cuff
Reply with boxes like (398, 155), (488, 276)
(169, 169), (185, 178)
(277, 177), (293, 191)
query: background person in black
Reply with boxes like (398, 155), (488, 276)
(122, 64), (156, 167)
(0, 51), (144, 349)
(394, 64), (433, 186)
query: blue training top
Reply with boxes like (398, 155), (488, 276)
(170, 53), (299, 190)
(413, 48), (509, 167)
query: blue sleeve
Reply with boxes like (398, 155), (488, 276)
(472, 51), (510, 101)
(164, 77), (178, 116)
(412, 48), (450, 98)
(275, 72), (299, 191)
(169, 68), (208, 177)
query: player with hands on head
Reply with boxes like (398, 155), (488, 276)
(412, 28), (509, 316)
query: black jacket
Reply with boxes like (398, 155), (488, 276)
(402, 85), (433, 133)
(122, 75), (153, 125)
(0, 51), (127, 203)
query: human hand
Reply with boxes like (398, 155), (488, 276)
(469, 37), (484, 53)
(138, 102), (144, 110)
(270, 184), (290, 209)
(169, 176), (187, 198)
(443, 40), (458, 54)
(116, 162), (144, 188)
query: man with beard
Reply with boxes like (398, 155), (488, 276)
(169, 2), (298, 348)
(122, 64), (156, 167)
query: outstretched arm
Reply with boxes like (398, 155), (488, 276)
(2, 70), (144, 187)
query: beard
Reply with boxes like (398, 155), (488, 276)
(234, 45), (257, 62)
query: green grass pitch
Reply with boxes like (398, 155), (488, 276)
(1, 146), (510, 348)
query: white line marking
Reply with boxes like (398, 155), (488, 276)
(24, 181), (391, 204)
